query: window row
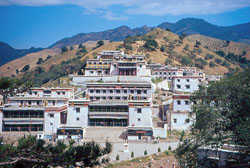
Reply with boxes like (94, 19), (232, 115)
(154, 72), (176, 75)
(89, 89), (147, 94)
(176, 85), (190, 89)
(176, 100), (189, 105)
(89, 96), (148, 101)
(3, 111), (44, 118)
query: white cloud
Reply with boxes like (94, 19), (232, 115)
(1, 0), (250, 18)
(103, 11), (129, 21)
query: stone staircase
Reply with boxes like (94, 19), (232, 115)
(83, 127), (127, 143)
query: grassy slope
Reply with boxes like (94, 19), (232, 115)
(0, 29), (242, 79)
(120, 28), (238, 75)
(186, 34), (250, 60)
(0, 41), (109, 77)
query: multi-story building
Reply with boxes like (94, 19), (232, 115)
(0, 88), (73, 140)
(172, 75), (205, 93)
(168, 94), (194, 130)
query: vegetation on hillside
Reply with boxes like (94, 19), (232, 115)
(175, 69), (250, 167)
(0, 77), (32, 102)
(20, 46), (89, 86)
(0, 136), (112, 167)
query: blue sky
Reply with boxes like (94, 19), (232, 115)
(0, 0), (250, 49)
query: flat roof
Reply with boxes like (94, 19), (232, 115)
(89, 100), (128, 106)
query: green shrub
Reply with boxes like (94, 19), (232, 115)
(168, 146), (172, 151)
(144, 39), (158, 51)
(116, 154), (120, 161)
(181, 56), (193, 66)
(158, 147), (161, 152)
(144, 150), (148, 155)
(131, 151), (134, 158)
(209, 61), (216, 68)
(165, 151), (169, 155)
(61, 46), (68, 53)
(215, 58), (223, 64)
(205, 53), (214, 60)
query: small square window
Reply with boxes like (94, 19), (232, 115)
(137, 90), (141, 94)
(177, 100), (181, 105)
(49, 114), (54, 118)
(102, 97), (106, 100)
(116, 90), (120, 93)
(90, 71), (94, 74)
(90, 90), (94, 93)
(62, 92), (65, 95)
(137, 108), (142, 113)
(96, 90), (100, 93)
(76, 117), (80, 121)
(50, 122), (53, 126)
(177, 79), (180, 82)
(103, 90), (106, 93)
(109, 90), (113, 93)
(185, 85), (190, 89)
(144, 90), (147, 94)
(124, 90), (127, 93)
(177, 85), (181, 89)
(186, 119), (190, 123)
(174, 118), (177, 123)
(185, 100), (189, 105)
(130, 90), (134, 94)
(76, 108), (80, 113)
(138, 118), (141, 121)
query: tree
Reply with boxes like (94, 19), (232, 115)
(181, 56), (192, 66)
(36, 58), (44, 64)
(70, 46), (74, 50)
(144, 39), (158, 51)
(179, 33), (187, 41)
(195, 58), (207, 69)
(78, 44), (83, 49)
(175, 69), (250, 167)
(195, 40), (201, 47)
(21, 65), (30, 72)
(0, 136), (112, 167)
(61, 46), (68, 53)
(209, 61), (216, 68)
(16, 69), (19, 74)
(215, 58), (222, 65)
(0, 77), (32, 103)
(183, 44), (189, 52)
(96, 40), (104, 48)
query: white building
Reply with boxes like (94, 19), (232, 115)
(168, 94), (194, 130)
(172, 76), (205, 93)
(0, 88), (73, 140)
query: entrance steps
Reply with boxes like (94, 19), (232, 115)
(83, 127), (127, 143)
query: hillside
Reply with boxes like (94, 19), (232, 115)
(0, 41), (107, 77)
(186, 34), (250, 60)
(158, 18), (250, 44)
(49, 25), (151, 49)
(49, 18), (250, 50)
(0, 28), (243, 86)
(113, 28), (239, 75)
(0, 42), (43, 66)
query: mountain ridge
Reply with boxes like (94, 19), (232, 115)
(0, 42), (43, 66)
